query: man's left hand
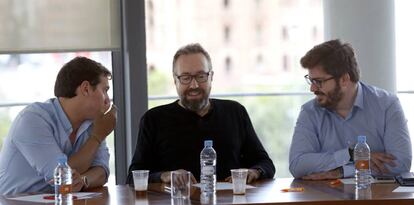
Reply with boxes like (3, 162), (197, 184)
(72, 169), (85, 192)
(302, 167), (343, 180)
(246, 169), (261, 183)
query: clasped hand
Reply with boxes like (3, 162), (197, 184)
(91, 104), (117, 142)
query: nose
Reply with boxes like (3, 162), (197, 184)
(310, 83), (318, 92)
(189, 77), (199, 88)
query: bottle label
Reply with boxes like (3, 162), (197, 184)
(201, 166), (214, 175)
(355, 160), (369, 170)
(59, 184), (72, 194)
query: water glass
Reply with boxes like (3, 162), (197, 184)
(132, 170), (149, 191)
(171, 171), (191, 199)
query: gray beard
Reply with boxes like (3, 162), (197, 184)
(181, 97), (209, 113)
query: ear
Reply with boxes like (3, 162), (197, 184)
(79, 80), (91, 96)
(339, 73), (351, 87)
(173, 75), (178, 85)
(210, 70), (214, 82)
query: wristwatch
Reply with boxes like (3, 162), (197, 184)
(82, 176), (89, 190)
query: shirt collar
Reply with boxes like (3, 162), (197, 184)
(52, 98), (92, 135)
(353, 82), (364, 109)
(53, 98), (72, 133)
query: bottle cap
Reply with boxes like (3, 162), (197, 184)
(57, 155), (68, 164)
(204, 140), (213, 147)
(357, 135), (367, 143)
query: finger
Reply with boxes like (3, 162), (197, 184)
(224, 176), (232, 183)
(380, 153), (396, 160)
(109, 104), (118, 115)
(246, 173), (253, 184)
(371, 157), (389, 174)
(190, 174), (197, 184)
(387, 160), (397, 167)
(302, 174), (315, 180)
(373, 153), (396, 162)
(370, 160), (381, 174)
(303, 173), (325, 180)
(191, 174), (197, 184)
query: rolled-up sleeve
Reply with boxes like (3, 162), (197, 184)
(289, 108), (350, 178)
(90, 140), (110, 179)
(383, 98), (412, 175)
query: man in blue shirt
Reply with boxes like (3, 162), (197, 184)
(0, 57), (117, 194)
(289, 39), (412, 180)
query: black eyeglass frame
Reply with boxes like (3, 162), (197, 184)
(174, 71), (212, 85)
(304, 74), (336, 88)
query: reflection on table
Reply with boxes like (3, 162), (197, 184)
(1, 178), (414, 204)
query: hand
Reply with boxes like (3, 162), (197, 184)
(160, 169), (197, 184)
(371, 152), (397, 175)
(247, 169), (261, 183)
(72, 169), (84, 192)
(91, 104), (117, 142)
(302, 167), (343, 180)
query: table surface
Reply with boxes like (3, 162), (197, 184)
(2, 178), (414, 204)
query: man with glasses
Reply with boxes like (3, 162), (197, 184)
(289, 39), (412, 180)
(127, 43), (275, 184)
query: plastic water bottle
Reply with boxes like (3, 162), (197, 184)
(354, 135), (371, 189)
(200, 140), (216, 196)
(54, 155), (73, 204)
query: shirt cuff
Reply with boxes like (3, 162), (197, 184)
(334, 148), (351, 166)
(343, 164), (355, 178)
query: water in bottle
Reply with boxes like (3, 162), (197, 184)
(200, 140), (216, 196)
(54, 155), (73, 204)
(354, 135), (371, 189)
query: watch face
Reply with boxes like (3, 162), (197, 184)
(82, 176), (89, 188)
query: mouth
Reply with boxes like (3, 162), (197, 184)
(186, 89), (203, 97)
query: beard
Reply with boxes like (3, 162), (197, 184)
(314, 81), (343, 110)
(179, 87), (210, 112)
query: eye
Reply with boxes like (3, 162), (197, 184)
(196, 74), (206, 79)
(312, 79), (322, 85)
(180, 75), (191, 81)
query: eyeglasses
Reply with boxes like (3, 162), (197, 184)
(175, 71), (211, 85)
(304, 74), (335, 88)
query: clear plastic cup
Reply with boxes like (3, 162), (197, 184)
(231, 169), (248, 195)
(132, 170), (149, 191)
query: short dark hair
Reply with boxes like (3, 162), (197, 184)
(300, 39), (360, 82)
(172, 43), (212, 73)
(54, 56), (111, 98)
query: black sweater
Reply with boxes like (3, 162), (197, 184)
(127, 99), (275, 183)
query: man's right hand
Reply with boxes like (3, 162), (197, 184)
(371, 152), (397, 174)
(160, 169), (197, 184)
(91, 104), (117, 142)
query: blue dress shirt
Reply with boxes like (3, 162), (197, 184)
(289, 82), (412, 178)
(0, 98), (109, 195)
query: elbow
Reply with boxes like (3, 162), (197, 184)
(289, 160), (306, 179)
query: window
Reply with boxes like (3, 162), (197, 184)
(225, 56), (232, 73)
(395, 1), (414, 171)
(223, 0), (230, 8)
(224, 25), (231, 43)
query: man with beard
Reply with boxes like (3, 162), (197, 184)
(289, 39), (412, 180)
(127, 43), (275, 184)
